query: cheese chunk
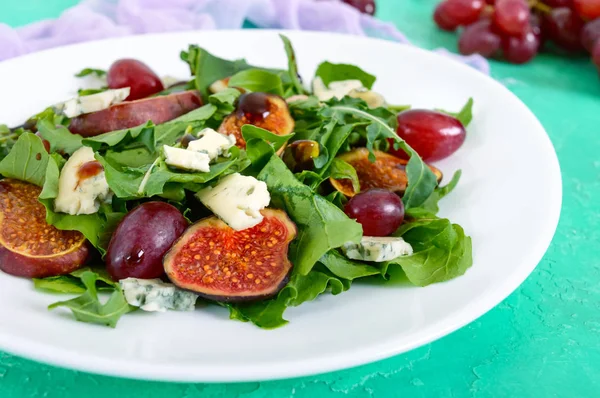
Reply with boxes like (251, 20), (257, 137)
(196, 173), (270, 231)
(342, 236), (413, 262)
(54, 146), (112, 215)
(55, 88), (130, 118)
(312, 77), (364, 102)
(164, 145), (210, 172)
(120, 278), (198, 312)
(187, 128), (236, 161)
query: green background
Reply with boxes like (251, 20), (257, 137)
(1, 0), (599, 396)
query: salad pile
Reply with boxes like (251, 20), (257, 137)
(0, 35), (473, 329)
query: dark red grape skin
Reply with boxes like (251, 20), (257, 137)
(107, 59), (164, 101)
(434, 3), (459, 31)
(458, 19), (502, 57)
(344, 189), (405, 237)
(593, 40), (600, 70)
(493, 0), (531, 36)
(502, 29), (541, 64)
(106, 202), (188, 280)
(581, 18), (600, 52)
(392, 110), (466, 162)
(342, 0), (376, 15)
(573, 0), (600, 20)
(545, 0), (573, 8)
(543, 7), (585, 52)
(433, 0), (485, 31)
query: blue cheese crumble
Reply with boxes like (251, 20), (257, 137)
(342, 236), (413, 262)
(120, 278), (198, 312)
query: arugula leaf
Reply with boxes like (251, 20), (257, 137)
(82, 122), (155, 152)
(241, 125), (293, 151)
(279, 34), (307, 95)
(33, 267), (117, 294)
(75, 68), (106, 78)
(319, 250), (381, 280)
(228, 69), (284, 96)
(438, 98), (474, 127)
(0, 125), (27, 163)
(208, 88), (241, 116)
(421, 170), (462, 214)
(328, 158), (360, 193)
(258, 155), (362, 275)
(0, 133), (49, 186)
(315, 61), (376, 89)
(48, 271), (133, 328)
(242, 125), (294, 172)
(36, 119), (83, 155)
(78, 87), (108, 97)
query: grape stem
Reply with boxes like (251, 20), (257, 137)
(528, 0), (552, 14)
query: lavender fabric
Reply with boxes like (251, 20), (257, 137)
(0, 0), (489, 74)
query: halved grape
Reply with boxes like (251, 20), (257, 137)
(493, 0), (531, 36)
(344, 189), (405, 237)
(459, 19), (502, 57)
(107, 59), (164, 101)
(502, 29), (541, 64)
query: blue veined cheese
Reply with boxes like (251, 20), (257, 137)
(187, 128), (236, 162)
(54, 88), (130, 118)
(163, 145), (210, 172)
(195, 173), (270, 231)
(342, 236), (413, 262)
(312, 77), (364, 101)
(54, 147), (112, 215)
(120, 278), (198, 312)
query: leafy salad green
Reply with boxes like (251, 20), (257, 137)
(0, 34), (473, 329)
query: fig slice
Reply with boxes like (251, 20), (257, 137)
(218, 92), (294, 149)
(69, 90), (203, 137)
(330, 148), (443, 197)
(164, 209), (297, 303)
(0, 179), (90, 278)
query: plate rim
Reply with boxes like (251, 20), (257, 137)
(0, 29), (563, 382)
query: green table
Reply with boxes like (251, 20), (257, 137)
(1, 1), (599, 397)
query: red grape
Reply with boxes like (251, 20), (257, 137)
(486, 0), (495, 4)
(459, 19), (502, 57)
(502, 29), (541, 63)
(546, 0), (574, 8)
(394, 109), (466, 162)
(581, 18), (600, 52)
(593, 40), (600, 69)
(493, 0), (531, 36)
(344, 189), (405, 237)
(544, 7), (585, 51)
(433, 0), (485, 31)
(342, 0), (376, 15)
(107, 59), (165, 101)
(573, 0), (600, 20)
(530, 13), (544, 43)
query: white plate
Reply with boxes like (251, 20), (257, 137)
(0, 30), (561, 382)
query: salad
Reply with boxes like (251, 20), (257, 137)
(0, 35), (473, 329)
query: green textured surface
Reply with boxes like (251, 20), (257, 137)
(1, 0), (599, 397)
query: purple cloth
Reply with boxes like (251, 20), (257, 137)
(0, 0), (489, 74)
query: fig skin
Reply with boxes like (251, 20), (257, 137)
(218, 92), (294, 149)
(69, 90), (202, 137)
(330, 148), (443, 197)
(164, 209), (297, 303)
(0, 179), (90, 278)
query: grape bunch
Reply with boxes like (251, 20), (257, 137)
(433, 0), (600, 72)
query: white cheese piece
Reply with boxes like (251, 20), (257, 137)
(342, 236), (413, 262)
(55, 87), (130, 118)
(209, 78), (229, 94)
(312, 77), (364, 101)
(120, 278), (198, 312)
(160, 75), (181, 88)
(164, 145), (210, 172)
(348, 88), (386, 108)
(54, 147), (112, 215)
(196, 173), (270, 231)
(187, 128), (236, 162)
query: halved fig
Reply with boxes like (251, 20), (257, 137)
(0, 179), (90, 278)
(218, 92), (294, 149)
(164, 209), (297, 303)
(69, 90), (202, 137)
(282, 140), (320, 172)
(330, 148), (443, 197)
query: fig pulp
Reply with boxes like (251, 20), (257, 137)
(69, 90), (202, 137)
(164, 209), (297, 303)
(0, 179), (89, 278)
(330, 148), (443, 197)
(218, 92), (294, 149)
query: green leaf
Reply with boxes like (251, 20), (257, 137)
(228, 69), (284, 96)
(0, 125), (27, 163)
(36, 119), (83, 155)
(279, 34), (307, 95)
(75, 68), (106, 78)
(33, 267), (117, 294)
(0, 133), (49, 186)
(82, 122), (155, 152)
(48, 271), (134, 328)
(438, 98), (474, 127)
(420, 170), (462, 214)
(319, 250), (381, 280)
(241, 125), (293, 151)
(257, 155), (362, 275)
(78, 87), (108, 97)
(315, 61), (376, 89)
(328, 158), (360, 193)
(208, 88), (241, 115)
